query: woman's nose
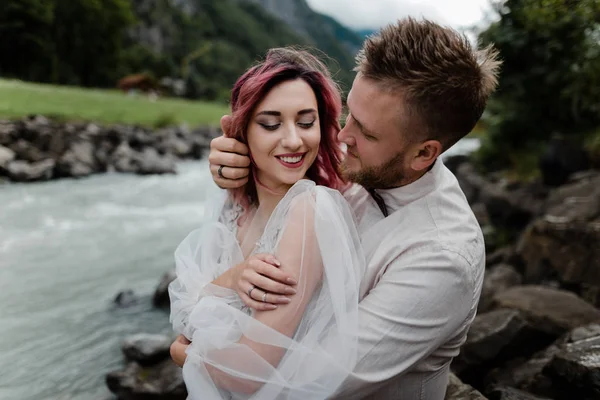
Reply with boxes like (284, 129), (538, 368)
(281, 126), (303, 150)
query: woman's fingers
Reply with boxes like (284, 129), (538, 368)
(247, 271), (296, 296)
(248, 255), (297, 285)
(240, 290), (278, 311)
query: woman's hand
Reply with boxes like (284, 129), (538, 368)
(232, 254), (298, 311)
(170, 335), (191, 367)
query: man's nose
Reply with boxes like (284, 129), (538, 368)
(338, 125), (355, 147)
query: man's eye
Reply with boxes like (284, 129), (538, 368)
(259, 123), (280, 131)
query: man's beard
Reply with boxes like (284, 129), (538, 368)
(341, 151), (406, 190)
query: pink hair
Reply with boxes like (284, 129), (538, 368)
(227, 48), (347, 212)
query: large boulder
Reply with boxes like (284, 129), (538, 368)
(445, 372), (488, 400)
(454, 163), (547, 230)
(517, 172), (600, 304)
(452, 309), (551, 388)
(0, 145), (15, 169)
(5, 159), (55, 182)
(122, 333), (172, 366)
(479, 264), (523, 313)
(55, 139), (99, 178)
(487, 387), (550, 400)
(106, 359), (186, 400)
(491, 286), (600, 337)
(153, 270), (176, 308)
(485, 324), (600, 398)
(543, 334), (600, 400)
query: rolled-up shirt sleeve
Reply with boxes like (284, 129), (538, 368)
(334, 244), (478, 398)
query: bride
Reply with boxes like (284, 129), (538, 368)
(168, 48), (365, 399)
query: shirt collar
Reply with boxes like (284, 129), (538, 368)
(374, 158), (446, 214)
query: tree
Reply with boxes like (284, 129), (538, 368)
(475, 0), (600, 172)
(52, 0), (135, 86)
(0, 0), (55, 82)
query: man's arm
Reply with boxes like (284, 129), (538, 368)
(334, 245), (481, 398)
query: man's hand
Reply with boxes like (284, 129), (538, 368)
(170, 335), (191, 367)
(232, 254), (298, 311)
(209, 115), (251, 189)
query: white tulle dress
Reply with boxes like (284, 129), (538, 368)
(168, 179), (365, 400)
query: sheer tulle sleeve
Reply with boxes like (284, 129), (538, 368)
(168, 190), (245, 341)
(176, 181), (365, 399)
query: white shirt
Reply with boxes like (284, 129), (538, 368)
(333, 158), (485, 400)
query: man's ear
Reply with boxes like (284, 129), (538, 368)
(220, 115), (232, 137)
(410, 140), (442, 172)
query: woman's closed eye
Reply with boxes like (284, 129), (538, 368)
(297, 119), (315, 129)
(258, 122), (280, 131)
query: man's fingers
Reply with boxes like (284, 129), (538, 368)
(208, 149), (251, 169)
(210, 164), (250, 180)
(210, 136), (249, 157)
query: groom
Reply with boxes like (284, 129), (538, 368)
(172, 17), (501, 399)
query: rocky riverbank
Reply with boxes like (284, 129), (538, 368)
(0, 115), (220, 182)
(104, 155), (600, 400)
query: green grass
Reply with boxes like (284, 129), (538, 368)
(0, 79), (230, 127)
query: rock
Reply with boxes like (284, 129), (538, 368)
(0, 116), (215, 182)
(491, 285), (600, 336)
(452, 309), (549, 382)
(479, 265), (522, 313)
(472, 203), (491, 227)
(444, 155), (471, 174)
(0, 145), (15, 168)
(543, 329), (600, 399)
(6, 159), (55, 182)
(10, 138), (46, 162)
(543, 172), (600, 222)
(484, 324), (600, 397)
(487, 386), (550, 400)
(56, 139), (98, 178)
(455, 162), (487, 204)
(445, 372), (488, 400)
(114, 290), (138, 308)
(111, 142), (139, 173)
(137, 147), (176, 175)
(517, 218), (600, 302)
(105, 359), (186, 400)
(122, 333), (172, 366)
(478, 181), (547, 232)
(486, 247), (522, 270)
(153, 270), (176, 308)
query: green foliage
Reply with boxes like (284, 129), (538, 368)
(474, 0), (600, 173)
(0, 0), (135, 86)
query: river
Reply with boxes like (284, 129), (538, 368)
(0, 138), (478, 400)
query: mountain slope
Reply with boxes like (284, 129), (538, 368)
(126, 0), (309, 100)
(238, 0), (363, 89)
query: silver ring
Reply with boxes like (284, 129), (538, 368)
(247, 285), (256, 298)
(262, 292), (267, 302)
(218, 165), (225, 179)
